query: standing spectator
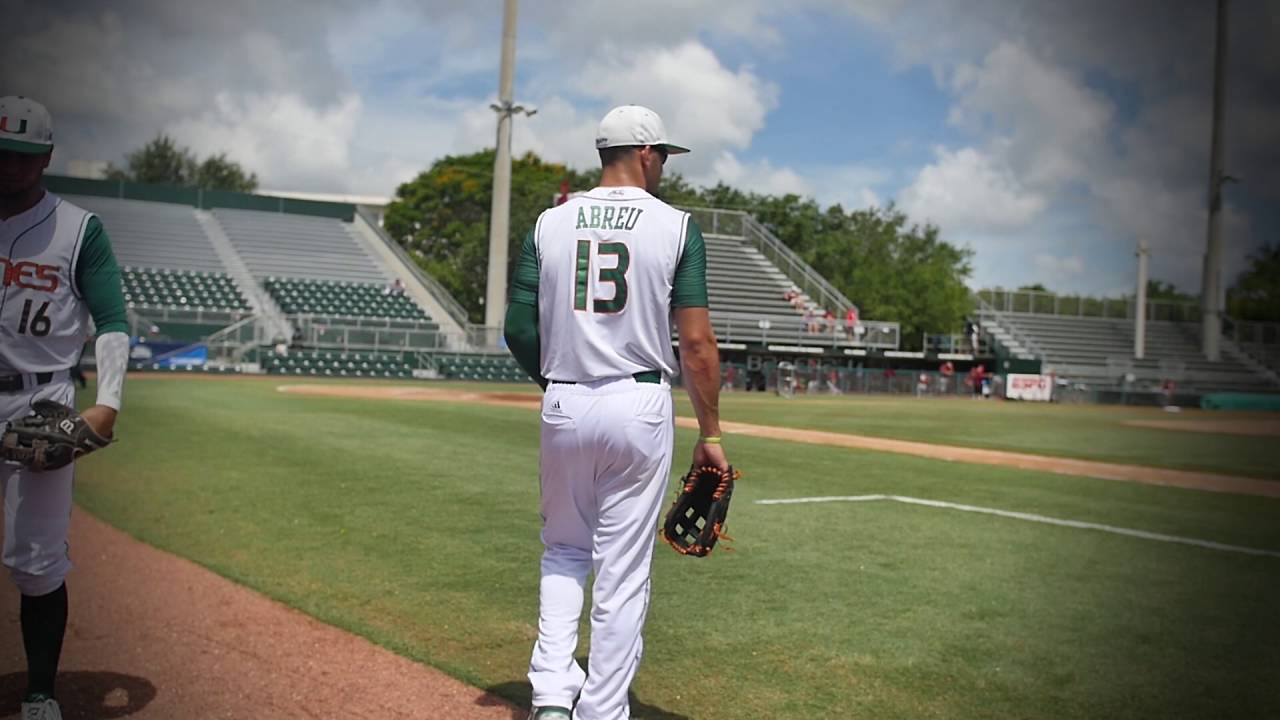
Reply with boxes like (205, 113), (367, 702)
(968, 364), (986, 398)
(916, 371), (929, 397)
(965, 317), (980, 355)
(824, 309), (836, 337)
(1161, 378), (1176, 408)
(845, 306), (858, 337)
(939, 360), (955, 394)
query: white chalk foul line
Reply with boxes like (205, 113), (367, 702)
(755, 495), (1280, 559)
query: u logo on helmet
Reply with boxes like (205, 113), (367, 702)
(0, 116), (28, 135)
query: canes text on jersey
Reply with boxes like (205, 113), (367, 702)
(0, 258), (61, 292)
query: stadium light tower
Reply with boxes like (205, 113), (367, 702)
(484, 0), (535, 345)
(1201, 0), (1229, 360)
(1135, 238), (1148, 360)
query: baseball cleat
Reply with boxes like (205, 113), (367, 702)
(21, 696), (63, 720)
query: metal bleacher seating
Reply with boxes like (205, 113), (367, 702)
(1000, 313), (1269, 392)
(705, 234), (804, 317)
(122, 267), (250, 313)
(64, 195), (228, 274)
(262, 277), (430, 321)
(435, 354), (529, 382)
(214, 208), (387, 284)
(702, 233), (867, 347)
(262, 349), (417, 378)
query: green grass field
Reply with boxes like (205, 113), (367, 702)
(75, 376), (1280, 719)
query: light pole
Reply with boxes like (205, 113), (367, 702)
(1201, 0), (1229, 361)
(483, 0), (535, 346)
(1135, 239), (1148, 360)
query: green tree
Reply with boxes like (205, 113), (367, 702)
(1145, 279), (1194, 303)
(384, 150), (596, 323)
(193, 153), (259, 193)
(105, 134), (258, 192)
(385, 149), (974, 343)
(1227, 245), (1280, 322)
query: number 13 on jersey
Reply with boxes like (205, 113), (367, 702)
(574, 240), (630, 314)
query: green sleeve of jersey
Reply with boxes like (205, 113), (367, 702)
(504, 302), (545, 389)
(504, 229), (545, 388)
(509, 229), (540, 306)
(672, 217), (709, 308)
(76, 217), (129, 336)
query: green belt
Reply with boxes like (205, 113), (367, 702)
(552, 370), (661, 385)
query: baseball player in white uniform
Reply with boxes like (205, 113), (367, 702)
(505, 105), (729, 720)
(1, 96), (129, 720)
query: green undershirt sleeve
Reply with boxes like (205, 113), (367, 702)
(672, 217), (709, 308)
(504, 229), (545, 388)
(75, 217), (129, 336)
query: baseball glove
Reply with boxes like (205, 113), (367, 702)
(1, 401), (112, 471)
(662, 465), (740, 557)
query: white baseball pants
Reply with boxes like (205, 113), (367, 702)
(2, 377), (76, 597)
(529, 375), (674, 720)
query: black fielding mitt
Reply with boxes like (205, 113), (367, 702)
(1, 400), (112, 472)
(662, 465), (739, 557)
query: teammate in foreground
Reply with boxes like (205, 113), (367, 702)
(0, 96), (129, 720)
(504, 105), (728, 720)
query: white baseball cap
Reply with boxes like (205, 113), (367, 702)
(595, 105), (689, 155)
(0, 96), (54, 155)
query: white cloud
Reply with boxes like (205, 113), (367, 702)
(573, 41), (778, 173)
(1032, 253), (1085, 277)
(948, 42), (1113, 189)
(168, 93), (362, 192)
(898, 146), (1046, 232)
(705, 152), (810, 198)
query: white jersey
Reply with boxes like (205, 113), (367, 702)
(0, 192), (94, 373)
(534, 186), (689, 382)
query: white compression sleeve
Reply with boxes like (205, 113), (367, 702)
(94, 331), (129, 410)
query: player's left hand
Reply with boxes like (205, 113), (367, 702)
(0, 401), (114, 471)
(79, 404), (118, 439)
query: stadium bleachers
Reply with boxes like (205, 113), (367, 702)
(122, 267), (250, 312)
(214, 209), (387, 284)
(705, 234), (806, 317)
(996, 313), (1270, 392)
(64, 195), (230, 274)
(702, 233), (870, 346)
(262, 277), (427, 320)
(262, 349), (418, 378)
(435, 354), (529, 382)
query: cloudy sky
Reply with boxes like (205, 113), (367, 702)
(5, 0), (1276, 295)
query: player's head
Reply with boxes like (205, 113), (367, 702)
(596, 105), (688, 194)
(0, 96), (54, 195)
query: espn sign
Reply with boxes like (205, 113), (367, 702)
(1006, 373), (1052, 402)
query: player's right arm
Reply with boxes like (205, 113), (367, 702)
(672, 218), (727, 470)
(504, 229), (547, 389)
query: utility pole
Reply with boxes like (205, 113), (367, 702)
(1201, 0), (1229, 361)
(1135, 239), (1148, 360)
(484, 0), (535, 345)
